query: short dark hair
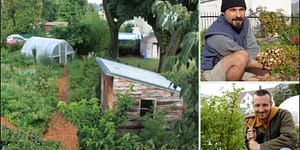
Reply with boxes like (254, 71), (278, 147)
(253, 89), (272, 100)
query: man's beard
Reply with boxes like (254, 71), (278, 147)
(231, 17), (244, 31)
(232, 17), (243, 28)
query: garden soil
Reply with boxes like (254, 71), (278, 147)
(43, 66), (78, 150)
(0, 116), (17, 130)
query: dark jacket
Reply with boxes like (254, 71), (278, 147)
(201, 15), (249, 70)
(245, 108), (297, 150)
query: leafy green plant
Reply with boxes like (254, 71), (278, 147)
(119, 43), (139, 56)
(201, 87), (245, 150)
(66, 57), (100, 102)
(1, 47), (34, 67)
(279, 23), (300, 44)
(58, 91), (135, 149)
(1, 126), (59, 150)
(256, 7), (288, 37)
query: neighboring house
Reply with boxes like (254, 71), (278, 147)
(44, 21), (68, 32)
(200, 0), (292, 31)
(118, 32), (141, 46)
(140, 33), (160, 59)
(238, 87), (275, 115)
(123, 16), (153, 37)
(96, 57), (183, 128)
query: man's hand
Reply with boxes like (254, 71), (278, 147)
(248, 140), (260, 150)
(247, 126), (256, 141)
(262, 64), (277, 71)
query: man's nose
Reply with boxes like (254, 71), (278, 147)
(258, 106), (264, 112)
(236, 10), (241, 18)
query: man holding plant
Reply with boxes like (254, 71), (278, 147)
(245, 89), (297, 150)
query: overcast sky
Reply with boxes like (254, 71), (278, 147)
(199, 82), (294, 96)
(87, 0), (102, 4)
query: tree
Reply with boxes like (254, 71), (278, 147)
(201, 87), (245, 150)
(103, 1), (199, 147)
(102, 0), (198, 68)
(42, 0), (57, 21)
(1, 0), (43, 37)
(273, 83), (299, 106)
(56, 0), (86, 23)
(103, 0), (125, 59)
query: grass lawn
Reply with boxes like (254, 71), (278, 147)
(118, 56), (159, 72)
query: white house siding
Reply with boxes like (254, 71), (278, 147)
(200, 0), (292, 31)
(140, 34), (160, 59)
(239, 93), (253, 115)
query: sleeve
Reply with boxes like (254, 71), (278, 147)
(206, 35), (243, 57)
(260, 110), (298, 150)
(246, 26), (260, 61)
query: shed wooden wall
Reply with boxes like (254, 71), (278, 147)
(109, 76), (183, 120)
(100, 73), (113, 110)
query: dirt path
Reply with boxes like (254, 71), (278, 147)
(0, 116), (17, 130)
(43, 66), (78, 150)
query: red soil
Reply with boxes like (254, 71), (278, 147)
(43, 66), (78, 150)
(0, 116), (17, 130)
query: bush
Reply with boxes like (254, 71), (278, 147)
(7, 43), (24, 52)
(257, 7), (288, 37)
(201, 87), (245, 150)
(119, 44), (139, 56)
(279, 23), (300, 44)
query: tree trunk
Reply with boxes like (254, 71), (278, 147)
(103, 0), (122, 60)
(165, 28), (183, 56)
(110, 26), (119, 59)
(148, 19), (167, 73)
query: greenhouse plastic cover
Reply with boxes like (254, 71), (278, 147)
(21, 36), (74, 59)
(279, 95), (299, 126)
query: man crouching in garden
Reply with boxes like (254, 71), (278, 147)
(201, 0), (271, 81)
(245, 89), (297, 150)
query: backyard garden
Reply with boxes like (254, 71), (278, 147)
(200, 10), (300, 81)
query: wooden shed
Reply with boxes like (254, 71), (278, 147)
(96, 57), (183, 126)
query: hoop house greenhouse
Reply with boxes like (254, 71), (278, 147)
(21, 36), (75, 65)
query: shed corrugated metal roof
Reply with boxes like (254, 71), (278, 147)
(96, 57), (181, 93)
(118, 32), (142, 40)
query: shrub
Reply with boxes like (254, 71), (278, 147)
(279, 23), (300, 44)
(256, 7), (288, 37)
(119, 44), (139, 56)
(7, 43), (24, 52)
(201, 87), (245, 150)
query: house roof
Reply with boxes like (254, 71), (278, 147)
(238, 87), (275, 103)
(118, 32), (142, 40)
(96, 57), (181, 93)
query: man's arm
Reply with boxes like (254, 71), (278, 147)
(260, 109), (297, 150)
(246, 26), (260, 61)
(206, 35), (243, 57)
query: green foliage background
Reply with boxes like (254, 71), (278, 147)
(201, 87), (245, 150)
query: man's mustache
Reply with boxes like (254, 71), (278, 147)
(233, 17), (243, 21)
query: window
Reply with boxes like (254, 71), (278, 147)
(140, 98), (156, 117)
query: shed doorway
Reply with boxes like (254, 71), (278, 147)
(140, 98), (156, 117)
